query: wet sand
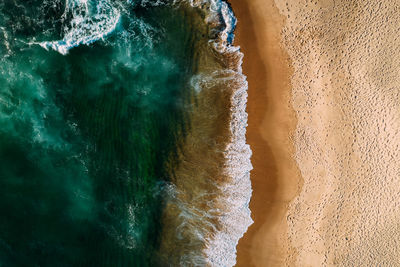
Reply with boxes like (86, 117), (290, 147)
(229, 0), (301, 266)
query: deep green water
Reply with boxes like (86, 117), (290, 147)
(0, 0), (206, 265)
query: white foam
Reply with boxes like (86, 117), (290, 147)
(38, 0), (120, 55)
(0, 27), (12, 56)
(187, 1), (254, 266)
(202, 69), (253, 267)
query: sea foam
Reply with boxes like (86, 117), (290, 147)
(39, 0), (120, 55)
(187, 1), (253, 266)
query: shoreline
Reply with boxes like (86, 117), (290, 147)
(159, 1), (253, 265)
(229, 0), (302, 266)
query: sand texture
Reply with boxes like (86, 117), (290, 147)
(279, 0), (400, 265)
(230, 0), (301, 266)
(233, 0), (400, 266)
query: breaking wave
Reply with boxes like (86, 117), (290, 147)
(159, 1), (253, 266)
(39, 0), (120, 55)
(189, 2), (253, 265)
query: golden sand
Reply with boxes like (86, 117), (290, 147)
(230, 0), (301, 266)
(279, 0), (400, 265)
(233, 0), (400, 265)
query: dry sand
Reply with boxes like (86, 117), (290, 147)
(233, 0), (400, 266)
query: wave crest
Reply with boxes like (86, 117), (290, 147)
(39, 0), (120, 55)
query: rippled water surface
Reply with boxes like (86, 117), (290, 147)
(0, 0), (253, 266)
(0, 0), (203, 265)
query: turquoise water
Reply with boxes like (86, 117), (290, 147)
(0, 1), (209, 265)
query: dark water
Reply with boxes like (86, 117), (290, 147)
(0, 0), (208, 265)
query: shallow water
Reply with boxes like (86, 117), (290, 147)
(0, 0), (252, 266)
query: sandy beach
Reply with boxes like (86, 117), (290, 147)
(229, 0), (301, 266)
(233, 0), (400, 266)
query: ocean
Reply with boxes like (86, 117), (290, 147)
(0, 0), (252, 266)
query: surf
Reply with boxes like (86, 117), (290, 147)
(39, 0), (120, 55)
(0, 0), (252, 266)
